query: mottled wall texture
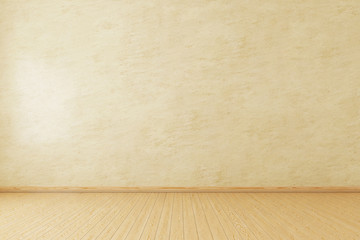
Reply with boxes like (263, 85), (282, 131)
(1, 0), (360, 187)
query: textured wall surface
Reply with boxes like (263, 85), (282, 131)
(1, 0), (360, 186)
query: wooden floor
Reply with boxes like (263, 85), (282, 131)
(0, 193), (359, 239)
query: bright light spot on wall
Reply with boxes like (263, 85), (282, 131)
(12, 57), (75, 144)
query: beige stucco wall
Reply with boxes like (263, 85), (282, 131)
(1, 0), (360, 186)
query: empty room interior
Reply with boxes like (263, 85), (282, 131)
(1, 0), (360, 239)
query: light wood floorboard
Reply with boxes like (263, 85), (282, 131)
(0, 193), (359, 239)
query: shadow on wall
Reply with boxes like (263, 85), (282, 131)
(0, 7), (12, 185)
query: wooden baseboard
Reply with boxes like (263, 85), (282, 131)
(0, 186), (360, 193)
